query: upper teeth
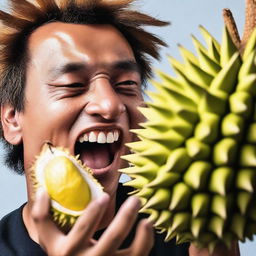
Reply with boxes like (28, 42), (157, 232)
(78, 130), (120, 144)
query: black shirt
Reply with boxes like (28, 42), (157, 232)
(0, 184), (189, 256)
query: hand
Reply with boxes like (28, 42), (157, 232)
(189, 241), (240, 256)
(31, 190), (154, 256)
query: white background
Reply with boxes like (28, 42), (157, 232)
(0, 0), (254, 255)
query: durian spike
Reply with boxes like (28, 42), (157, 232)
(142, 188), (171, 210)
(237, 191), (252, 215)
(208, 216), (225, 238)
(154, 210), (173, 228)
(191, 193), (210, 217)
(238, 50), (256, 81)
(236, 168), (256, 192)
(210, 52), (241, 94)
(213, 138), (237, 166)
(170, 212), (191, 233)
(164, 148), (191, 173)
(199, 25), (221, 61)
(191, 218), (207, 238)
(169, 183), (192, 211)
(240, 144), (256, 167)
(211, 195), (233, 219)
(183, 58), (214, 88)
(183, 161), (212, 190)
(221, 113), (244, 137)
(147, 171), (180, 188)
(243, 28), (256, 60)
(178, 43), (199, 65)
(246, 123), (256, 143)
(230, 214), (246, 240)
(220, 26), (239, 67)
(229, 91), (253, 117)
(196, 45), (221, 76)
(191, 34), (208, 58)
(209, 167), (234, 196)
(236, 74), (256, 95)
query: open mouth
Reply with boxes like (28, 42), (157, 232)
(75, 130), (122, 171)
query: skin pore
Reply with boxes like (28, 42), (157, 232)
(2, 22), (145, 245)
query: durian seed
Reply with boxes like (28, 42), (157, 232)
(44, 156), (91, 211)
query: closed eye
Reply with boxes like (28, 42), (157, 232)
(116, 80), (138, 86)
(64, 82), (84, 88)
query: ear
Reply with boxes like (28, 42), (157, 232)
(1, 104), (22, 145)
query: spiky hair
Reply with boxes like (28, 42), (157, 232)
(0, 0), (169, 174)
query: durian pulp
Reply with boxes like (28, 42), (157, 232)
(44, 156), (91, 211)
(34, 144), (103, 217)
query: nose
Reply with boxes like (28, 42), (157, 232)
(85, 78), (126, 120)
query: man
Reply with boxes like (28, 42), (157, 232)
(0, 0), (239, 255)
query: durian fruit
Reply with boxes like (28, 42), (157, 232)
(31, 143), (104, 229)
(120, 7), (256, 253)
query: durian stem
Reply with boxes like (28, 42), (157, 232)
(223, 0), (256, 54)
(223, 9), (241, 50)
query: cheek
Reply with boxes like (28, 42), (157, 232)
(125, 96), (145, 129)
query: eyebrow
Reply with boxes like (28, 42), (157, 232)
(47, 60), (141, 80)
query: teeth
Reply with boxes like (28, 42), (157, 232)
(78, 130), (120, 144)
(114, 130), (119, 141)
(107, 132), (115, 143)
(88, 132), (97, 142)
(98, 132), (107, 143)
(83, 134), (89, 142)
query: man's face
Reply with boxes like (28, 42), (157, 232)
(18, 22), (144, 196)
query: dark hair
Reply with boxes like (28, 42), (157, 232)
(0, 0), (169, 174)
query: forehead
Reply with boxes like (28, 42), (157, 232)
(27, 22), (135, 72)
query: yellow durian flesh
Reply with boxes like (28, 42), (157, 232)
(44, 156), (91, 212)
(32, 143), (104, 227)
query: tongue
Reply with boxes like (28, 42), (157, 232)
(80, 144), (111, 169)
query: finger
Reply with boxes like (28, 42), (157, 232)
(67, 193), (110, 247)
(31, 189), (64, 249)
(95, 196), (141, 256)
(130, 219), (154, 256)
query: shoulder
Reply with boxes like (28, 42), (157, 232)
(0, 204), (46, 256)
